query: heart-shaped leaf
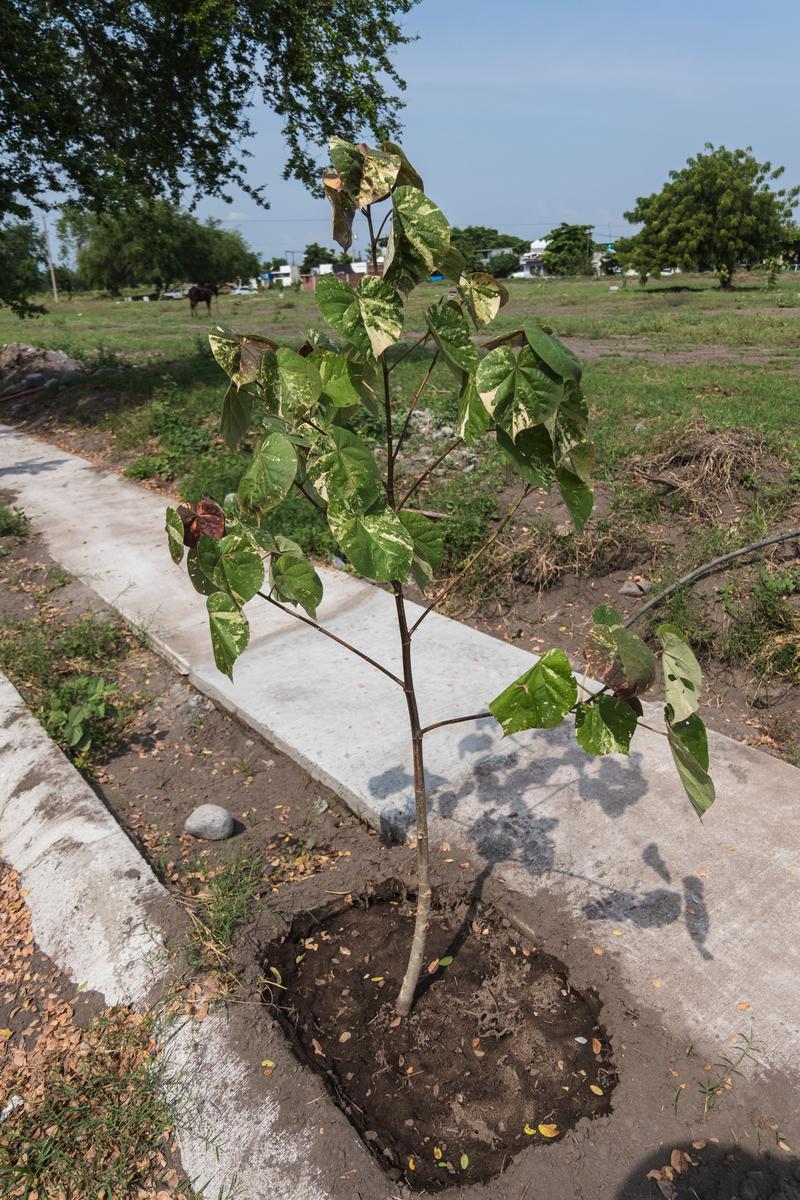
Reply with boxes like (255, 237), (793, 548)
(327, 502), (414, 581)
(207, 591), (250, 679)
(384, 186), (450, 293)
(489, 648), (577, 735)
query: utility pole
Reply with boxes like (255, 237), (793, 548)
(41, 214), (59, 304)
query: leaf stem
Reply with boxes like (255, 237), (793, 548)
(293, 479), (325, 514)
(391, 349), (440, 466)
(409, 485), (531, 635)
(398, 436), (463, 510)
(256, 591), (403, 688)
(387, 331), (431, 374)
(420, 710), (491, 736)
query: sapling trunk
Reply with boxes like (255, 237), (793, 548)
(392, 583), (432, 1017)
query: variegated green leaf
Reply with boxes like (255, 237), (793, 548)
(384, 186), (450, 293)
(328, 136), (363, 195)
(523, 322), (582, 383)
(425, 301), (479, 377)
(658, 624), (702, 723)
(197, 533), (264, 606)
(381, 140), (424, 191)
(475, 345), (564, 440)
(275, 347), (322, 419)
(207, 591), (249, 680)
(575, 695), (637, 756)
(458, 272), (508, 328)
(666, 710), (715, 818)
(457, 377), (491, 444)
(238, 432), (297, 516)
(310, 349), (365, 408)
(489, 648), (577, 735)
(495, 426), (555, 488)
(327, 502), (414, 581)
(306, 426), (381, 512)
(166, 507), (184, 564)
(316, 275), (403, 359)
(270, 553), (323, 619)
(398, 510), (444, 589)
(358, 147), (401, 207)
(209, 329), (277, 386)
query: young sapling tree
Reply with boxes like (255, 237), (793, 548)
(166, 137), (716, 1017)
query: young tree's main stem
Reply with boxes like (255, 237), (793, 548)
(392, 581), (432, 1017)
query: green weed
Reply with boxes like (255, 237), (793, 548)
(0, 504), (29, 537)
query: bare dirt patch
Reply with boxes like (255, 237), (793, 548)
(266, 889), (615, 1190)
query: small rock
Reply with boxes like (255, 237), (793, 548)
(313, 796), (329, 815)
(184, 803), (235, 841)
(619, 578), (652, 597)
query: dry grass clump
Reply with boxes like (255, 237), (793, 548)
(644, 419), (766, 515)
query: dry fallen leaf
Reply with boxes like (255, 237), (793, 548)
(591, 1037), (602, 1055)
(736, 1001), (750, 1011)
(592, 946), (604, 956)
(427, 958), (440, 974)
(389, 1017), (401, 1028)
(651, 978), (663, 988)
(538, 1123), (559, 1138)
(312, 1038), (325, 1057)
(338, 1031), (351, 1043)
(589, 1084), (604, 1096)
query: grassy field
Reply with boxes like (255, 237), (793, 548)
(2, 272), (799, 760)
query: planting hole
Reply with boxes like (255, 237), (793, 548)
(264, 890), (616, 1190)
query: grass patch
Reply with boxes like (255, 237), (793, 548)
(0, 610), (132, 769)
(186, 856), (261, 976)
(0, 1007), (199, 1200)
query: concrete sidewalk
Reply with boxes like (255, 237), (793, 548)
(1, 423), (799, 1084)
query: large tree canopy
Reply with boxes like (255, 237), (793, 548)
(620, 144), (799, 287)
(57, 203), (261, 292)
(1, 0), (418, 228)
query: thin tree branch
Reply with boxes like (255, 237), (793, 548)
(622, 528), (800, 630)
(388, 331), (431, 374)
(257, 591), (403, 688)
(409, 485), (531, 635)
(382, 357), (395, 505)
(374, 207), (392, 246)
(391, 349), (440, 466)
(293, 479), (325, 514)
(398, 437), (463, 510)
(421, 710), (491, 736)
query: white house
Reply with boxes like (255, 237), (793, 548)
(514, 238), (549, 278)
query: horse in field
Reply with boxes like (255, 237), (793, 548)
(188, 284), (218, 316)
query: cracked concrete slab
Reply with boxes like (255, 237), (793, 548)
(1, 424), (799, 1090)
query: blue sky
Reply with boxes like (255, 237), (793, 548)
(197, 0), (800, 263)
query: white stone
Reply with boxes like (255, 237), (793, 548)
(184, 803), (234, 840)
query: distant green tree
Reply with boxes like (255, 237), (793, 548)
(58, 203), (260, 292)
(542, 224), (593, 275)
(0, 222), (45, 316)
(449, 226), (528, 271)
(485, 251), (519, 278)
(622, 145), (799, 288)
(779, 223), (800, 265)
(300, 243), (337, 273)
(614, 235), (656, 286)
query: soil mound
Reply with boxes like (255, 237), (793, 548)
(0, 343), (83, 396)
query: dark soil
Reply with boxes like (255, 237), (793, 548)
(266, 890), (615, 1191)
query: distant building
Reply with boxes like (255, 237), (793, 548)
(300, 258), (384, 291)
(514, 238), (549, 278)
(476, 246), (515, 265)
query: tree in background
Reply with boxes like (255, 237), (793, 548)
(449, 226), (528, 271)
(58, 203), (260, 293)
(484, 251), (519, 279)
(542, 224), (594, 276)
(300, 244), (337, 274)
(622, 145), (799, 288)
(1, 0), (418, 311)
(0, 223), (45, 316)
